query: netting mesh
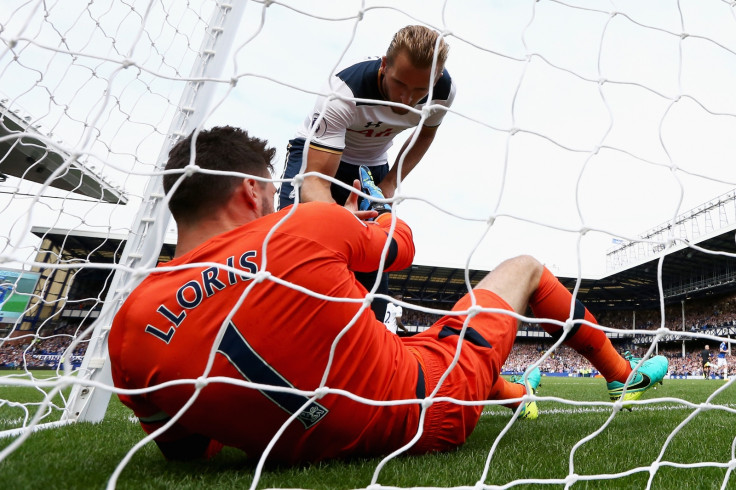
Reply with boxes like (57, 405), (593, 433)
(1, 1), (736, 488)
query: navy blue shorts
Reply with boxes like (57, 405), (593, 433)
(277, 138), (389, 209)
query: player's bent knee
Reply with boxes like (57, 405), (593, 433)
(472, 255), (543, 315)
(480, 255), (543, 290)
(511, 254), (543, 273)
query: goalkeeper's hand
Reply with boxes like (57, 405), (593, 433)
(358, 166), (391, 216)
(344, 180), (378, 221)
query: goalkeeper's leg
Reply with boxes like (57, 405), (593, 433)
(488, 367), (541, 419)
(403, 255), (542, 453)
(529, 267), (668, 400)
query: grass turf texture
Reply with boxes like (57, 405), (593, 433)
(1, 373), (734, 489)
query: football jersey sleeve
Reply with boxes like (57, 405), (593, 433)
(343, 209), (414, 273)
(296, 203), (415, 273)
(298, 79), (356, 153)
(133, 405), (223, 460)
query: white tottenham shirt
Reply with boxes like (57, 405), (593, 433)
(383, 302), (403, 334)
(294, 57), (456, 166)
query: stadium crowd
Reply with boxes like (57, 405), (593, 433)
(595, 293), (736, 333)
(398, 296), (736, 377)
(496, 342), (733, 378)
(403, 295), (736, 332)
(499, 342), (599, 376)
(0, 323), (86, 369)
(399, 292), (736, 335)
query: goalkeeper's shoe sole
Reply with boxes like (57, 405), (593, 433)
(607, 355), (669, 402)
(517, 400), (538, 420)
(514, 366), (541, 420)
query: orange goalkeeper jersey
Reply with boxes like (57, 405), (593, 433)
(109, 202), (419, 463)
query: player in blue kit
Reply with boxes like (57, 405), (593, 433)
(277, 25), (456, 319)
(717, 341), (728, 379)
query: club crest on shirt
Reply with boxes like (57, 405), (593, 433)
(298, 404), (329, 429)
(309, 113), (328, 138)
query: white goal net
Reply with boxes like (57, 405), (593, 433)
(1, 0), (736, 488)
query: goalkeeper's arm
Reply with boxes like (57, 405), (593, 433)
(136, 410), (224, 461)
(155, 433), (224, 461)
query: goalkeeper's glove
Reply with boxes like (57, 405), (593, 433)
(358, 165), (391, 216)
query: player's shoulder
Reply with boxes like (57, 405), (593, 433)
(335, 57), (382, 100)
(432, 67), (454, 101)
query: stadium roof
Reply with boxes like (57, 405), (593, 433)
(31, 225), (736, 313)
(391, 229), (736, 312)
(0, 102), (127, 204)
(31, 227), (175, 264)
(573, 229), (736, 310)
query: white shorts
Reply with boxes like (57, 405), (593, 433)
(717, 357), (728, 368)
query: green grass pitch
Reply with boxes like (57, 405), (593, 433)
(1, 373), (734, 489)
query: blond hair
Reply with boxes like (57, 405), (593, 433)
(385, 25), (449, 71)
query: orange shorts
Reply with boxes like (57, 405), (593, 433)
(400, 289), (518, 453)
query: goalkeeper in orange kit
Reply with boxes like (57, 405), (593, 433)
(109, 125), (668, 464)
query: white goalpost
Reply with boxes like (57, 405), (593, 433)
(0, 0), (248, 437)
(1, 0), (736, 488)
